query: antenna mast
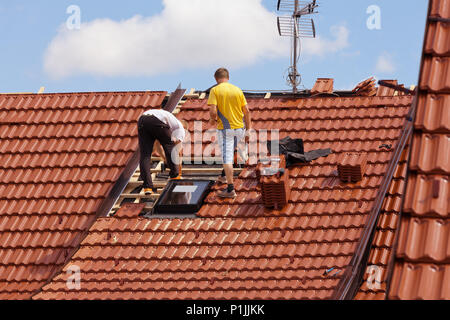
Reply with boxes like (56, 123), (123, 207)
(277, 0), (319, 93)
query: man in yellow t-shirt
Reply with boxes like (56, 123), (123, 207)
(208, 68), (252, 198)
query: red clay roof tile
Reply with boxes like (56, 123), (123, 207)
(403, 175), (449, 218)
(396, 218), (449, 263)
(389, 263), (450, 300)
(420, 57), (450, 92)
(409, 133), (449, 173)
(430, 0), (450, 18)
(425, 22), (450, 56)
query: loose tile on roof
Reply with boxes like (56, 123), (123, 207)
(0, 91), (166, 299)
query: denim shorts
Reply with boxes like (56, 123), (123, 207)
(217, 128), (246, 165)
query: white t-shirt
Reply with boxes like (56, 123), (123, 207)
(142, 109), (185, 143)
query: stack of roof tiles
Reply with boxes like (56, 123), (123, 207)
(337, 153), (368, 183)
(352, 77), (377, 97)
(388, 0), (450, 300)
(0, 91), (166, 299)
(34, 91), (413, 300)
(258, 156), (291, 209)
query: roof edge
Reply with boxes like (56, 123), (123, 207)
(0, 90), (168, 97)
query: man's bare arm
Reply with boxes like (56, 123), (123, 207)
(154, 140), (166, 163)
(209, 104), (217, 125)
(243, 104), (252, 130)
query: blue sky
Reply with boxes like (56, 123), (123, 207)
(0, 0), (428, 93)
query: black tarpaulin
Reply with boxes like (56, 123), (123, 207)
(267, 136), (333, 167)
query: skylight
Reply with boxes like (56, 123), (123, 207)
(153, 180), (214, 215)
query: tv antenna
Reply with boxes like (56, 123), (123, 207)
(277, 0), (319, 93)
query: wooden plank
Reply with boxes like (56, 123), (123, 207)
(119, 193), (159, 200)
(153, 168), (220, 174)
(151, 161), (163, 182)
(150, 156), (242, 164)
(183, 167), (243, 173)
(124, 180), (164, 192)
(184, 88), (199, 99)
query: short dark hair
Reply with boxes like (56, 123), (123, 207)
(214, 68), (229, 80)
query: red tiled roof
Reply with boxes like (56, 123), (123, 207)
(35, 92), (413, 300)
(0, 91), (166, 299)
(389, 0), (450, 300)
(180, 96), (411, 159)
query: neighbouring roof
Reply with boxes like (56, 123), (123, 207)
(34, 93), (414, 300)
(0, 91), (166, 299)
(388, 0), (450, 300)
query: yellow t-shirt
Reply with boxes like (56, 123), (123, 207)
(207, 82), (247, 130)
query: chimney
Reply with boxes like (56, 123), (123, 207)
(338, 152), (368, 183)
(311, 78), (334, 95)
(377, 80), (399, 96)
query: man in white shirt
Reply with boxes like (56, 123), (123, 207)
(138, 109), (186, 195)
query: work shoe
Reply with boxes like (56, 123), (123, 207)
(217, 189), (237, 199)
(143, 188), (154, 195)
(217, 176), (227, 184)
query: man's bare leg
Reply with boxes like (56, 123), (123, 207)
(217, 163), (236, 198)
(224, 164), (234, 185)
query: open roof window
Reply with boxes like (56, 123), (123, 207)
(153, 180), (214, 215)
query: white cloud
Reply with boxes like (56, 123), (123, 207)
(302, 24), (350, 58)
(44, 1), (352, 79)
(375, 52), (396, 74)
(44, 0), (289, 79)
